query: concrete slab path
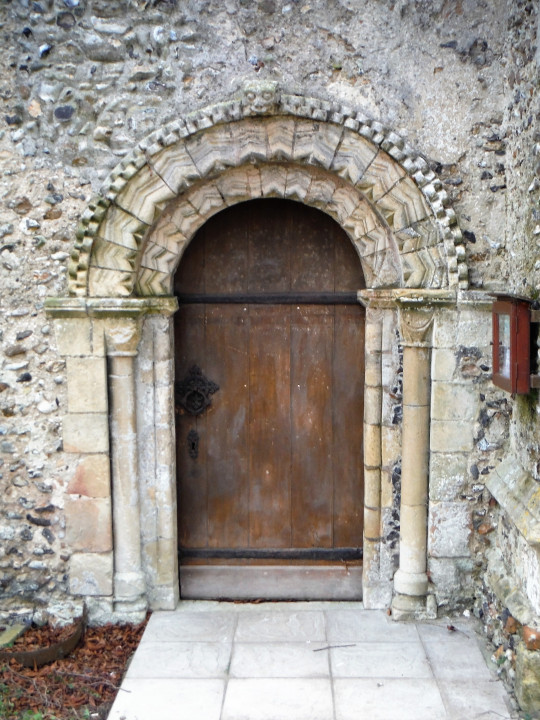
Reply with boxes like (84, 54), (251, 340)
(108, 601), (518, 720)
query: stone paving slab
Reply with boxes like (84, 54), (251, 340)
(126, 641), (232, 679)
(230, 641), (330, 678)
(108, 602), (518, 720)
(334, 677), (447, 720)
(222, 678), (333, 720)
(330, 641), (432, 678)
(108, 678), (225, 720)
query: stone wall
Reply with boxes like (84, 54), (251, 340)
(0, 4), (539, 707)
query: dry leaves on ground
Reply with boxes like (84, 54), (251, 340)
(0, 614), (149, 719)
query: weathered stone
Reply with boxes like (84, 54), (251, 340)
(431, 382), (478, 421)
(65, 497), (112, 552)
(429, 502), (471, 558)
(53, 319), (92, 357)
(4, 345), (26, 357)
(523, 625), (540, 652)
(69, 552), (113, 596)
(431, 419), (474, 453)
(67, 455), (110, 498)
(63, 413), (109, 454)
(66, 357), (107, 414)
(516, 643), (540, 713)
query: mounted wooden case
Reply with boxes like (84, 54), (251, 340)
(492, 295), (531, 394)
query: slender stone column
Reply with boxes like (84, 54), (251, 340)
(105, 318), (147, 619)
(392, 306), (434, 619)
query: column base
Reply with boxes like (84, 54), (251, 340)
(113, 570), (148, 621)
(393, 568), (428, 596)
(114, 570), (146, 599)
(112, 599), (148, 623)
(391, 591), (437, 621)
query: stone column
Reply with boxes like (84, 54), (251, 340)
(105, 318), (147, 619)
(392, 305), (435, 619)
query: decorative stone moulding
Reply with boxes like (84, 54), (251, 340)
(68, 83), (468, 299)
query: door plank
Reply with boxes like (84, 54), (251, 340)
(247, 205), (291, 293)
(291, 305), (334, 548)
(205, 305), (250, 548)
(333, 304), (365, 547)
(248, 305), (292, 547)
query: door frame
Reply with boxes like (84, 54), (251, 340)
(47, 88), (465, 622)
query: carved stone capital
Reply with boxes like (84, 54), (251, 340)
(364, 306), (386, 325)
(399, 307), (434, 347)
(104, 318), (142, 357)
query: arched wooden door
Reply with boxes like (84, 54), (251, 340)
(174, 199), (365, 599)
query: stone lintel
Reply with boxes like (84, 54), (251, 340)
(486, 455), (540, 547)
(45, 296), (178, 319)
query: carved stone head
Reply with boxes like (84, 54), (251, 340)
(242, 81), (280, 116)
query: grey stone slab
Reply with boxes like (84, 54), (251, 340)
(142, 609), (236, 642)
(438, 679), (513, 720)
(326, 609), (420, 642)
(222, 678), (333, 720)
(230, 641), (330, 678)
(331, 641), (433, 678)
(423, 639), (495, 681)
(234, 610), (326, 642)
(125, 640), (232, 679)
(334, 678), (447, 720)
(108, 678), (225, 720)
(181, 565), (363, 599)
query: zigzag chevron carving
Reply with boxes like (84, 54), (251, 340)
(67, 90), (467, 298)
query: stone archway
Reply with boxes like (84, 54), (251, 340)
(47, 84), (467, 622)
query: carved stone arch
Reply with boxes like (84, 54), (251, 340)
(68, 93), (467, 298)
(134, 162), (405, 296)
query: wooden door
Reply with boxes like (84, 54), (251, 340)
(174, 199), (365, 599)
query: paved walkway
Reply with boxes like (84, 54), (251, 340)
(108, 601), (518, 720)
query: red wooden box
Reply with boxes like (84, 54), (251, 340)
(492, 295), (531, 394)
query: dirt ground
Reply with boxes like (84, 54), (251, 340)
(0, 614), (149, 719)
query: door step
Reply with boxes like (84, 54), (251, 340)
(180, 565), (363, 601)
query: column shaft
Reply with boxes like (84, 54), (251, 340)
(392, 310), (433, 617)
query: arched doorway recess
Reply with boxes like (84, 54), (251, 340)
(46, 84), (466, 622)
(174, 198), (366, 599)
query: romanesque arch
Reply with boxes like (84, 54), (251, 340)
(69, 85), (467, 299)
(49, 85), (467, 621)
